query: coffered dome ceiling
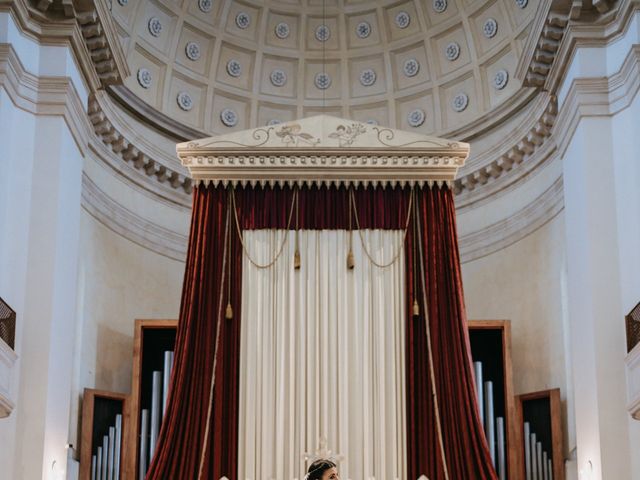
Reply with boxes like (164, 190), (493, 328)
(109, 0), (537, 136)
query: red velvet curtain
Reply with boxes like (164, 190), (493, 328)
(148, 184), (496, 480)
(405, 188), (497, 479)
(146, 186), (242, 480)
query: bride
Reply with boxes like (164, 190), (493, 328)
(305, 459), (339, 480)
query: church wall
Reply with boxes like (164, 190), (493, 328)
(460, 212), (575, 463)
(69, 209), (185, 450)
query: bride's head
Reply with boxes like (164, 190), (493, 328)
(306, 459), (339, 480)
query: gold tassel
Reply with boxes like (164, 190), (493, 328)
(413, 298), (420, 317)
(294, 249), (301, 270)
(347, 250), (355, 270)
(225, 302), (233, 320)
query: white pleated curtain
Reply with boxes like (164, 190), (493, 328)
(238, 229), (407, 480)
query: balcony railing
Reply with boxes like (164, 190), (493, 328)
(0, 298), (15, 350)
(626, 301), (640, 353)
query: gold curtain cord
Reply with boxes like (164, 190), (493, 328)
(412, 193), (420, 317)
(226, 188), (234, 319)
(347, 186), (355, 270)
(414, 189), (451, 480)
(230, 187), (298, 269)
(349, 188), (414, 269)
(294, 185), (301, 270)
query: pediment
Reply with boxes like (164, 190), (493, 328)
(176, 116), (469, 188)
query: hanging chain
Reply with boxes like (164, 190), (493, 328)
(349, 188), (414, 268)
(231, 187), (298, 269)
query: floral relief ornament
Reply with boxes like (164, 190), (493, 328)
(407, 109), (425, 127)
(315, 24), (331, 42)
(220, 108), (238, 127)
(137, 68), (152, 89)
(483, 18), (498, 38)
(185, 42), (201, 61)
(329, 123), (367, 147)
(235, 12), (251, 29)
(226, 59), (242, 77)
(356, 21), (371, 39)
(452, 92), (469, 112)
(395, 11), (411, 29)
(359, 68), (376, 87)
(315, 72), (331, 90)
(275, 22), (290, 39)
(148, 17), (162, 37)
(270, 69), (287, 87)
(445, 42), (460, 61)
(494, 69), (509, 90)
(433, 0), (447, 13)
(275, 124), (320, 146)
(403, 58), (420, 77)
(198, 0), (212, 13)
(176, 92), (193, 111)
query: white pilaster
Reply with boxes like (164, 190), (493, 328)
(562, 113), (632, 480)
(0, 16), (87, 479)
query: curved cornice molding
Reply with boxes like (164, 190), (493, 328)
(88, 92), (194, 197)
(81, 172), (188, 262)
(454, 93), (557, 207)
(554, 44), (640, 157)
(0, 0), (129, 91)
(458, 175), (564, 263)
(0, 43), (92, 154)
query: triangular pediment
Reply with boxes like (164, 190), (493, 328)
(176, 115), (469, 189)
(177, 115), (468, 152)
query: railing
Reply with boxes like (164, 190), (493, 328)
(0, 298), (15, 350)
(626, 302), (640, 353)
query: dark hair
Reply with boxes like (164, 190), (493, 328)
(306, 459), (337, 480)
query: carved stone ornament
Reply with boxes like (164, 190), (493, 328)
(359, 68), (376, 87)
(148, 17), (162, 37)
(483, 18), (498, 39)
(494, 69), (509, 90)
(137, 68), (152, 89)
(176, 115), (469, 188)
(445, 42), (460, 61)
(177, 92), (193, 111)
(403, 58), (420, 77)
(394, 11), (411, 29)
(185, 42), (201, 61)
(452, 93), (469, 112)
(515, 0), (528, 8)
(407, 109), (425, 127)
(235, 12), (251, 29)
(314, 72), (331, 90)
(270, 69), (287, 87)
(315, 24), (331, 42)
(198, 0), (212, 13)
(356, 21), (371, 39)
(433, 0), (447, 13)
(275, 22), (290, 39)
(226, 59), (242, 77)
(220, 108), (239, 127)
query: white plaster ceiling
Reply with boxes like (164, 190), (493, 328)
(110, 0), (537, 135)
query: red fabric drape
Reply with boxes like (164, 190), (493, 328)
(148, 184), (496, 480)
(405, 188), (497, 479)
(146, 186), (242, 480)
